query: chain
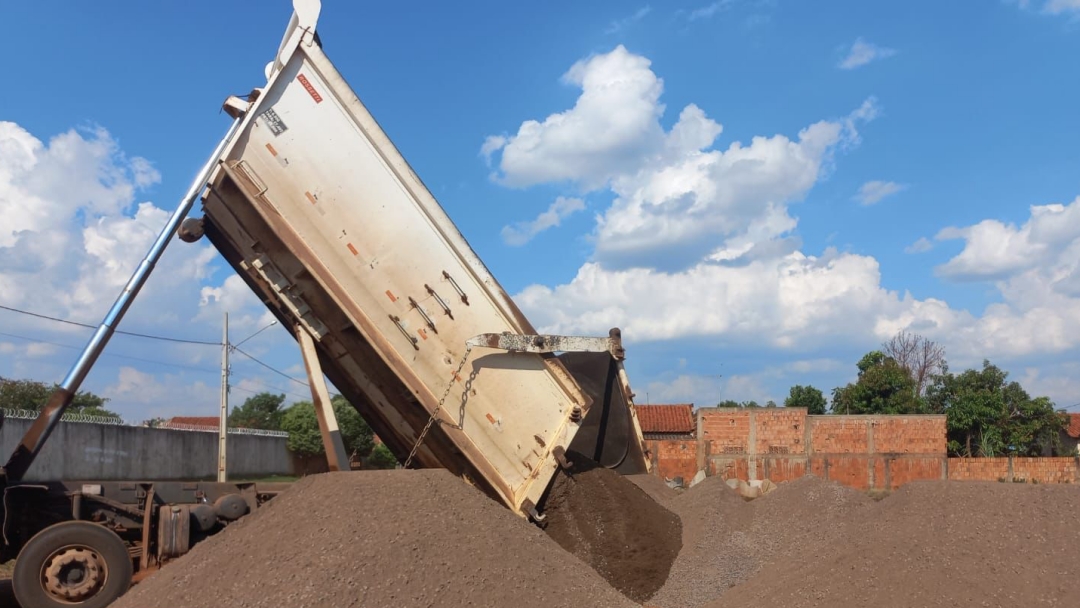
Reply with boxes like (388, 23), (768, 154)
(403, 344), (473, 468)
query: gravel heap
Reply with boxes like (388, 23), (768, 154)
(626, 473), (681, 504)
(707, 480), (1080, 608)
(539, 453), (682, 603)
(650, 475), (870, 608)
(112, 469), (640, 608)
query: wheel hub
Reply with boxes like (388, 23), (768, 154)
(42, 547), (106, 602)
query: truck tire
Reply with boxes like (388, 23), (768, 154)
(13, 521), (133, 608)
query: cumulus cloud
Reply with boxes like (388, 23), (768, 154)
(934, 197), (1080, 281)
(855, 180), (905, 205)
(483, 45), (1080, 377)
(838, 38), (897, 70)
(485, 45), (878, 270)
(501, 197), (585, 246)
(904, 237), (933, 254)
(482, 45), (666, 190)
(0, 121), (289, 418)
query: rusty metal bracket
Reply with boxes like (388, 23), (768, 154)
(466, 327), (626, 360)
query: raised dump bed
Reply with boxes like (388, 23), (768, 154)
(191, 0), (647, 518)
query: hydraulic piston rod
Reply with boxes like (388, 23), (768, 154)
(2, 118), (243, 482)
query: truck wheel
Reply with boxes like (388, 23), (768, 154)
(13, 521), (133, 608)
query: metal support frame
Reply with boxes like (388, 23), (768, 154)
(465, 330), (626, 360)
(1, 118), (244, 483)
(296, 326), (350, 471)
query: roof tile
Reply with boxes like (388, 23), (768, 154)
(637, 404), (695, 435)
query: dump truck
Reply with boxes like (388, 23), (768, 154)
(0, 2), (649, 606)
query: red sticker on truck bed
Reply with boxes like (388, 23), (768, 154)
(297, 73), (323, 103)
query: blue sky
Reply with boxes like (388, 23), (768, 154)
(1, 0), (1079, 420)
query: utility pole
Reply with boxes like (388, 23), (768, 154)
(218, 312), (229, 482)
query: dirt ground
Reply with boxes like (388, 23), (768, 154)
(16, 470), (1078, 608)
(706, 480), (1080, 608)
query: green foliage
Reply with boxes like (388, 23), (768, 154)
(0, 376), (117, 417)
(228, 392), (285, 430)
(925, 360), (1066, 457)
(279, 396), (376, 460)
(367, 443), (399, 469)
(830, 351), (925, 415)
(717, 399), (763, 408)
(785, 385), (827, 415)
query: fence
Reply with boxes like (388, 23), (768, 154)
(0, 410), (294, 481)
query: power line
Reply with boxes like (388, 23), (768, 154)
(0, 304), (222, 346)
(233, 376), (311, 401)
(0, 331), (220, 374)
(231, 346), (309, 387)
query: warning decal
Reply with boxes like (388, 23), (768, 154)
(297, 73), (323, 104)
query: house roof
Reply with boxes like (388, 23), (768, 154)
(637, 404), (695, 435)
(1067, 413), (1080, 439)
(167, 416), (220, 428)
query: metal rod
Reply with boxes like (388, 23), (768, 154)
(2, 118), (243, 482)
(218, 311), (229, 482)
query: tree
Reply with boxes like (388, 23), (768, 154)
(228, 392), (285, 430)
(925, 360), (1066, 457)
(882, 330), (946, 397)
(0, 377), (117, 417)
(279, 397), (376, 461)
(367, 443), (399, 469)
(830, 351), (925, 415)
(785, 385), (827, 414)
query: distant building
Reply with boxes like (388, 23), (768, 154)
(166, 416), (220, 429)
(1062, 413), (1080, 455)
(636, 404), (695, 440)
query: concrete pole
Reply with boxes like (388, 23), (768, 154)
(218, 312), (229, 482)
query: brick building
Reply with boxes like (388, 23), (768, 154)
(642, 406), (1079, 492)
(637, 404), (698, 483)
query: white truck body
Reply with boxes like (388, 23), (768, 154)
(198, 0), (647, 517)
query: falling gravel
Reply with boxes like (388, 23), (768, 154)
(112, 469), (639, 608)
(539, 452), (682, 603)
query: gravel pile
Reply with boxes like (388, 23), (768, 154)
(626, 473), (681, 504)
(539, 453), (682, 603)
(707, 480), (1080, 608)
(112, 469), (639, 608)
(650, 475), (869, 608)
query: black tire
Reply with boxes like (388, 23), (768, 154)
(13, 521), (133, 608)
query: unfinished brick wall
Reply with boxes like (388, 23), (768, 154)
(694, 409), (948, 491)
(645, 439), (698, 482)
(649, 407), (1077, 491)
(947, 457), (1078, 484)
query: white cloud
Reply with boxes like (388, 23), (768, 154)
(488, 45), (1080, 377)
(855, 180), (905, 205)
(485, 46), (878, 270)
(905, 237), (933, 254)
(501, 197), (585, 246)
(0, 121), (293, 418)
(1016, 0), (1080, 15)
(605, 6), (652, 34)
(479, 135), (507, 167)
(689, 0), (734, 21)
(934, 197), (1080, 281)
(482, 45), (666, 190)
(838, 38), (897, 70)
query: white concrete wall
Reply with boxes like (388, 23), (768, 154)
(0, 418), (293, 481)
